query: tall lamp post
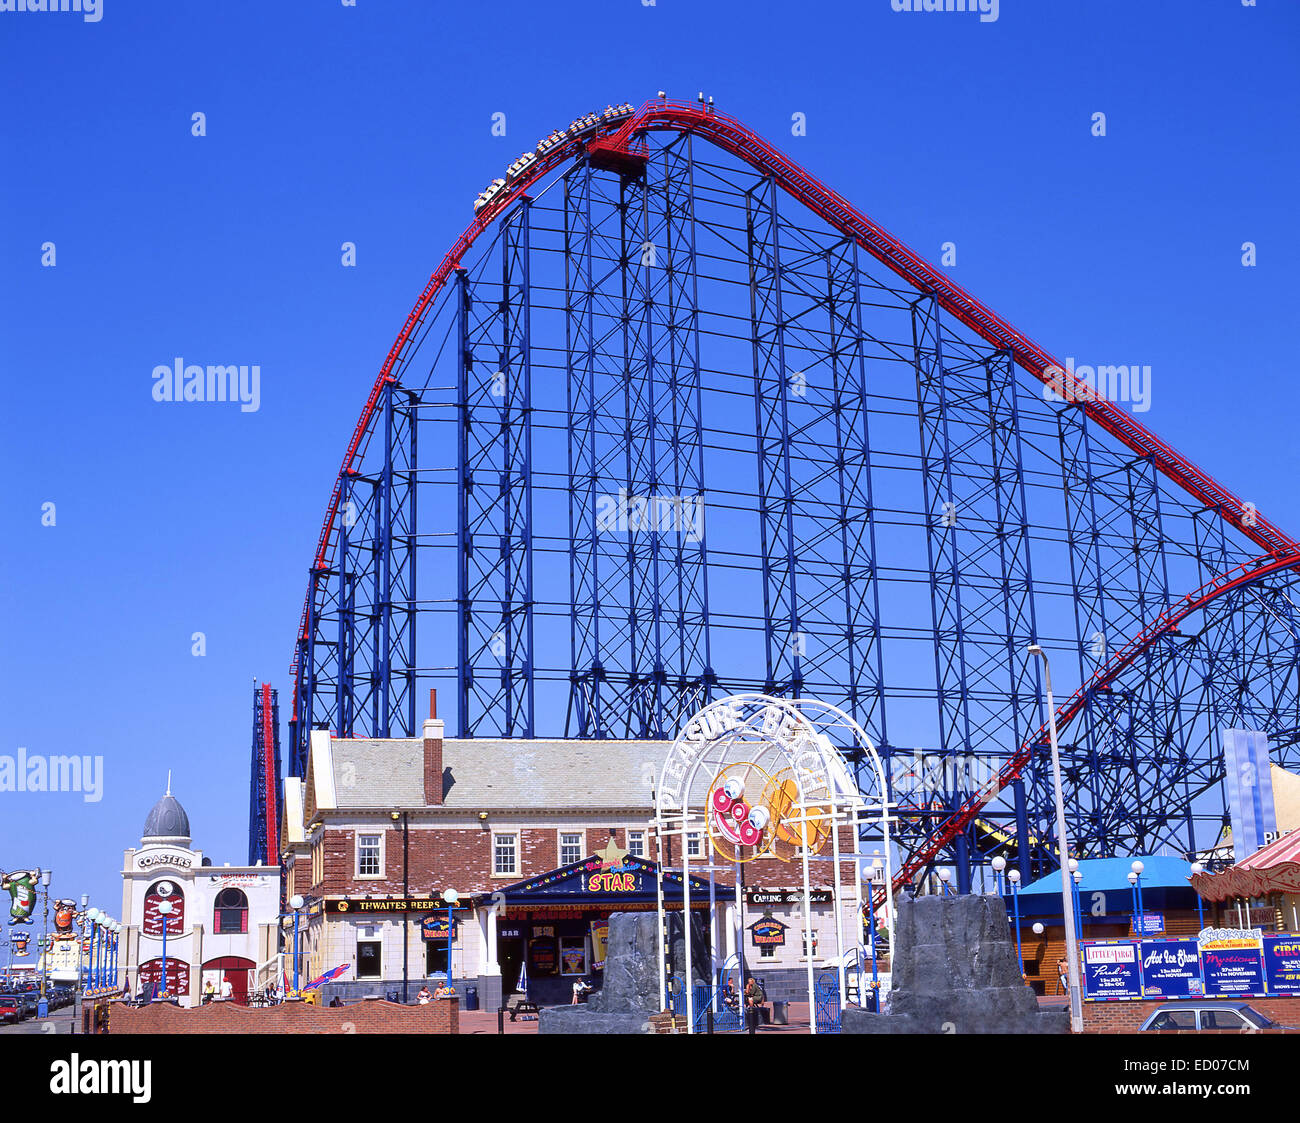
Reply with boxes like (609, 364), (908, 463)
(289, 895), (305, 996)
(441, 889), (459, 992)
(1130, 860), (1145, 931)
(38, 869), (51, 1017)
(156, 899), (174, 995)
(991, 855), (1007, 897)
(1027, 644), (1084, 1033)
(1070, 862), (1084, 939)
(1190, 862), (1206, 929)
(1008, 868), (1023, 966)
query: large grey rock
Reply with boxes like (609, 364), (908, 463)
(539, 911), (710, 1034)
(843, 894), (1069, 1035)
(536, 1009), (656, 1034)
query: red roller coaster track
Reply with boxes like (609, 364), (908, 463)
(291, 99), (1300, 891)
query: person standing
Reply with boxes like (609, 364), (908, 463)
(417, 984), (432, 1005)
(1056, 956), (1068, 996)
(219, 976), (234, 1002)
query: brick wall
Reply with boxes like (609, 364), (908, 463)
(1083, 996), (1298, 1033)
(107, 997), (458, 1035)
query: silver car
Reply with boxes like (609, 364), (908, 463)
(1140, 1001), (1291, 1031)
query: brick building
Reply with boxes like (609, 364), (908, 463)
(280, 702), (867, 1008)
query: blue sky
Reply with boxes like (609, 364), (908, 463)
(1, 0), (1297, 913)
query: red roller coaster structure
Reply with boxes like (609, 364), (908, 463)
(286, 96), (1300, 897)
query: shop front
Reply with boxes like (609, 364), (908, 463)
(477, 850), (719, 1008)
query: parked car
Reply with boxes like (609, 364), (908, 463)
(0, 994), (23, 1023)
(1140, 1001), (1294, 1032)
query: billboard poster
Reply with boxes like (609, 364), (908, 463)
(589, 922), (609, 971)
(1139, 938), (1203, 999)
(1263, 934), (1300, 996)
(1221, 729), (1278, 861)
(1199, 927), (1267, 998)
(1081, 941), (1142, 1001)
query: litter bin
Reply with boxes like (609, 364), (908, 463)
(771, 1000), (788, 1026)
(464, 985), (479, 1011)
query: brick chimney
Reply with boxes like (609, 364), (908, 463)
(423, 689), (444, 805)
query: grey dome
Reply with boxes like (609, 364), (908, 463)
(143, 793), (190, 840)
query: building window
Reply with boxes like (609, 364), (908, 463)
(213, 888), (248, 934)
(357, 833), (383, 878)
(627, 830), (646, 858)
(559, 831), (583, 866)
(425, 942), (449, 978)
(686, 832), (702, 859)
(312, 837), (323, 887)
(759, 943), (776, 959)
(801, 930), (819, 960)
(493, 832), (519, 877)
(357, 936), (381, 979)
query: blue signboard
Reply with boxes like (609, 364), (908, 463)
(1130, 913), (1166, 937)
(1139, 938), (1203, 999)
(1199, 928), (1267, 998)
(1081, 940), (1143, 1002)
(1264, 934), (1300, 996)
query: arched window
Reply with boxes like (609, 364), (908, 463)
(213, 888), (248, 934)
(143, 880), (185, 936)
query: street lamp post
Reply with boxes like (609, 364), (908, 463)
(1008, 868), (1023, 966)
(938, 869), (952, 897)
(1190, 862), (1206, 929)
(38, 869), (51, 1016)
(441, 889), (459, 993)
(1130, 860), (1145, 931)
(156, 900), (174, 995)
(289, 895), (305, 995)
(1071, 866), (1084, 939)
(1027, 644), (1084, 1034)
(991, 855), (1006, 897)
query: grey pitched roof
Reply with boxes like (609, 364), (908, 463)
(327, 738), (666, 811)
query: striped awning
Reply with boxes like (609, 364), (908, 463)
(1191, 830), (1300, 902)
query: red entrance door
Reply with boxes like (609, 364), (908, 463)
(202, 956), (255, 1005)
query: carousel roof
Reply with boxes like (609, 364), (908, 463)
(1191, 829), (1300, 902)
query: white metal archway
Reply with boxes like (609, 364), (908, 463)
(653, 694), (895, 1033)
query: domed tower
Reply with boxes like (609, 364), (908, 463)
(142, 773), (191, 846)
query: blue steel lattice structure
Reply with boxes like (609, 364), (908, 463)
(279, 100), (1300, 892)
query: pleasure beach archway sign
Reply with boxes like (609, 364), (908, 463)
(653, 693), (895, 1033)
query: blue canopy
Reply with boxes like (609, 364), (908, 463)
(1005, 855), (1198, 919)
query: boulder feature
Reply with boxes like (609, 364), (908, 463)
(842, 894), (1069, 1034)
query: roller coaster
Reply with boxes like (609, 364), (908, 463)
(277, 95), (1300, 894)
